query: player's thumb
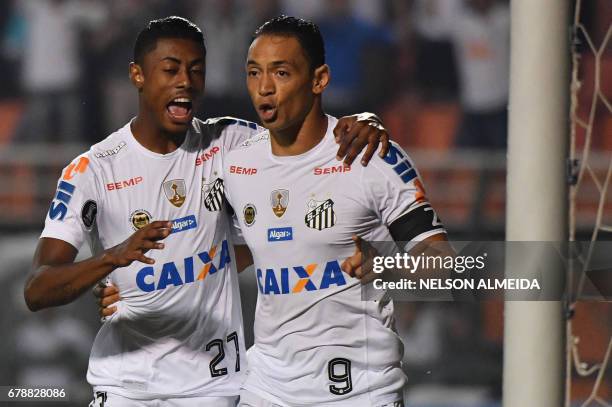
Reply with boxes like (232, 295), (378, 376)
(341, 255), (359, 276)
(352, 235), (363, 254)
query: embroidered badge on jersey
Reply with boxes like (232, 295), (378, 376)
(243, 203), (256, 226)
(305, 198), (336, 230)
(202, 178), (225, 212)
(130, 209), (152, 230)
(270, 189), (289, 218)
(81, 200), (97, 229)
(163, 179), (186, 208)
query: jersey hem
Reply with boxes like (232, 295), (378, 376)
(40, 230), (81, 251)
(241, 384), (288, 406)
(93, 385), (240, 401)
(241, 383), (404, 407)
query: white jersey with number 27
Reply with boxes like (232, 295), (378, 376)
(40, 117), (261, 400)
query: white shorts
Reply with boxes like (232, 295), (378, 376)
(238, 389), (404, 407)
(89, 391), (238, 407)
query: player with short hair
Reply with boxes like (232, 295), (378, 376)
(24, 16), (391, 407)
(222, 16), (448, 406)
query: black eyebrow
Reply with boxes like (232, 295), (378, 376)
(270, 61), (291, 67)
(188, 58), (204, 67)
(160, 57), (204, 66)
(246, 60), (291, 67)
(161, 57), (181, 64)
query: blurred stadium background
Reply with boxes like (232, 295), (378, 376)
(0, 0), (609, 406)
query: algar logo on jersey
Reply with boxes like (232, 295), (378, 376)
(256, 260), (347, 295)
(136, 240), (231, 292)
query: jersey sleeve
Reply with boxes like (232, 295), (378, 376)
(206, 116), (264, 152)
(362, 142), (446, 241)
(40, 153), (100, 250)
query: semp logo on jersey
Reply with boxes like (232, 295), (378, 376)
(267, 227), (293, 242)
(195, 146), (219, 166)
(130, 209), (152, 230)
(305, 198), (336, 231)
(256, 260), (347, 295)
(243, 203), (256, 226)
(136, 240), (231, 292)
(313, 164), (351, 175)
(163, 179), (186, 208)
(202, 178), (225, 212)
(270, 189), (288, 217)
(106, 176), (143, 191)
(230, 166), (257, 175)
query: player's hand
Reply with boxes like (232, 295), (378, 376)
(341, 235), (379, 284)
(93, 281), (119, 319)
(334, 113), (390, 167)
(105, 221), (172, 267)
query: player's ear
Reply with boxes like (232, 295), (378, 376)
(312, 64), (330, 95)
(129, 62), (145, 90)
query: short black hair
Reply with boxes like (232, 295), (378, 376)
(134, 16), (206, 65)
(253, 15), (325, 71)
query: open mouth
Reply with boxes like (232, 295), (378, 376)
(166, 97), (193, 123)
(258, 103), (277, 122)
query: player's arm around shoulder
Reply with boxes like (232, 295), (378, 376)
(24, 153), (172, 311)
(333, 113), (390, 166)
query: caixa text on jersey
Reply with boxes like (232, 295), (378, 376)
(135, 240), (231, 292)
(256, 260), (348, 295)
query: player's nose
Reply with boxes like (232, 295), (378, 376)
(176, 67), (192, 89)
(258, 73), (275, 96)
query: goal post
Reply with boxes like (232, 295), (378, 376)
(504, 1), (570, 406)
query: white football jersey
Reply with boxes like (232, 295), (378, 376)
(223, 116), (446, 406)
(40, 117), (261, 399)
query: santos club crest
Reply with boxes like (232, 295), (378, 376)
(202, 178), (225, 211)
(305, 198), (336, 230)
(163, 179), (186, 208)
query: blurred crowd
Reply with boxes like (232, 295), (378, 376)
(0, 0), (516, 150)
(0, 0), (609, 231)
(1, 0), (610, 150)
